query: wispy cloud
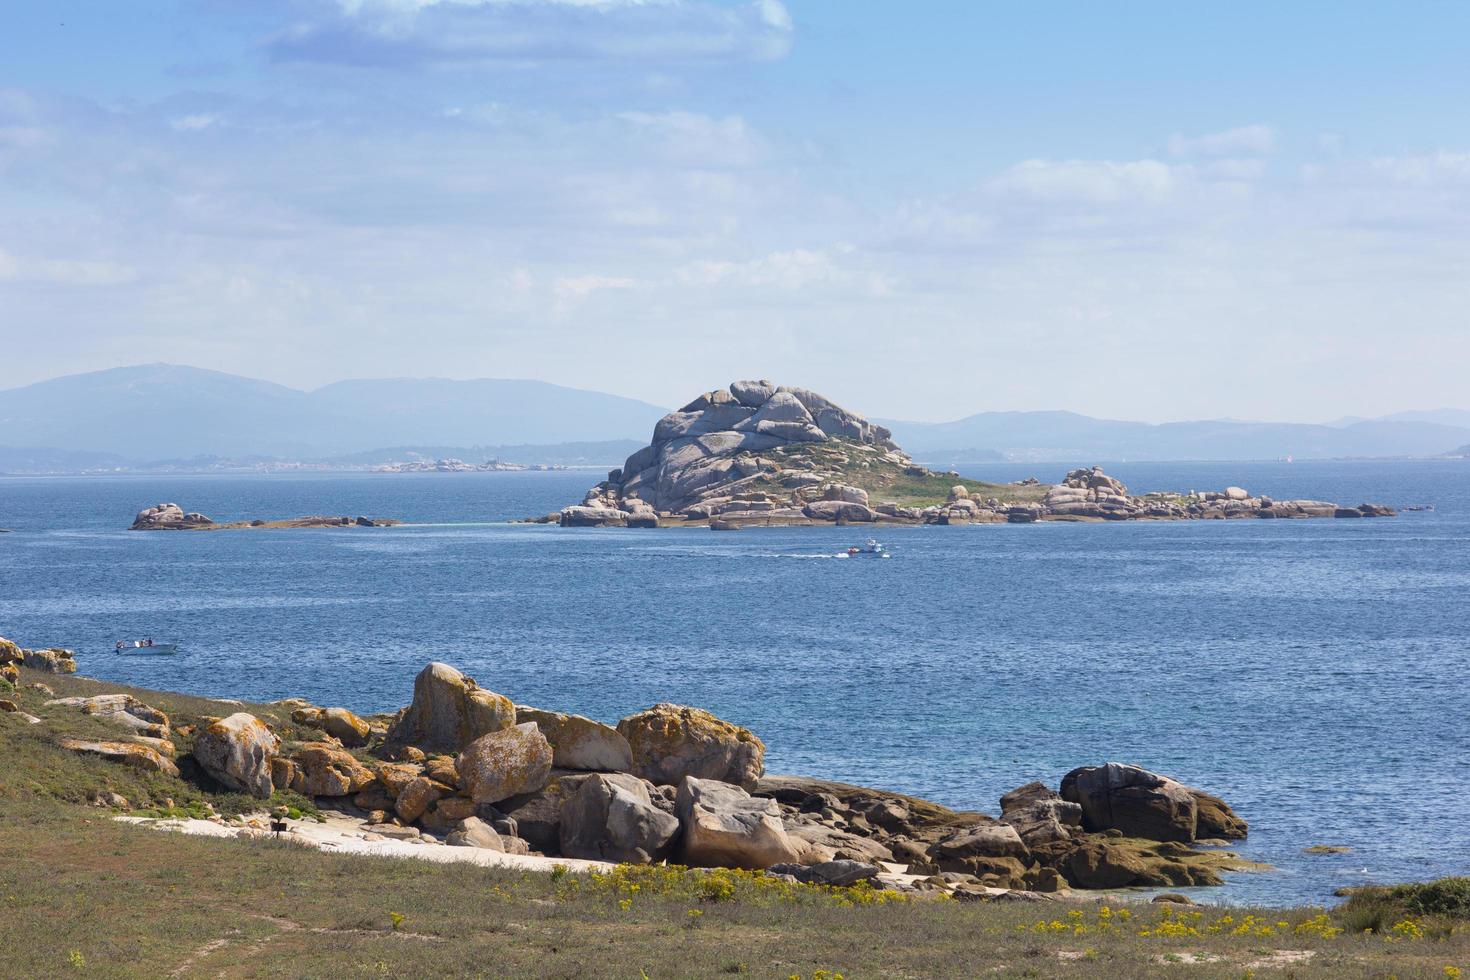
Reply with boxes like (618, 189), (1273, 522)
(170, 113), (221, 132)
(0, 247), (138, 287)
(1167, 124), (1276, 158)
(267, 0), (793, 67)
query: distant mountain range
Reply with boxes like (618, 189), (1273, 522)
(882, 411), (1470, 465)
(1, 365), (1468, 473)
(0, 364), (667, 470)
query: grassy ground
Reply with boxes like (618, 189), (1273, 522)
(2, 670), (1467, 978)
(755, 438), (1046, 509)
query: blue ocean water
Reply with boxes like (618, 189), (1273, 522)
(2, 459), (1467, 905)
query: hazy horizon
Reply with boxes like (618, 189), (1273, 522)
(7, 361), (1470, 429)
(4, 3), (1470, 423)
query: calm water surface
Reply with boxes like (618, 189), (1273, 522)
(2, 460), (1466, 905)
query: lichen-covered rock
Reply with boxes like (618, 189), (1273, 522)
(384, 662), (515, 754)
(456, 722), (553, 805)
(60, 737), (180, 777)
(192, 712), (279, 799)
(1060, 763), (1199, 842)
(419, 796), (479, 832)
(1191, 790), (1248, 840)
(559, 772), (680, 863)
(289, 742), (376, 797)
(47, 694), (170, 738)
(375, 762), (424, 798)
(1060, 837), (1227, 889)
(21, 648), (77, 674)
(292, 706), (372, 748)
(677, 776), (800, 869)
(616, 703), (764, 789)
(395, 775), (451, 823)
(517, 706), (633, 772)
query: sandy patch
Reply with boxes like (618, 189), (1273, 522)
(116, 811), (614, 875)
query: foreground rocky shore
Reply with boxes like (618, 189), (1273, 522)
(538, 381), (1395, 528)
(3, 635), (1264, 899)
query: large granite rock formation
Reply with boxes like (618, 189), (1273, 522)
(192, 712), (279, 799)
(616, 703), (765, 789)
(547, 382), (1394, 527)
(385, 662), (516, 754)
(131, 503), (214, 530)
(456, 722), (554, 805)
(559, 381), (905, 525)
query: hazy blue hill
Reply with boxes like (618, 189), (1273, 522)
(308, 378), (667, 447)
(882, 411), (1470, 462)
(0, 364), (325, 458)
(4, 365), (1468, 468)
(0, 365), (668, 460)
(1379, 408), (1470, 428)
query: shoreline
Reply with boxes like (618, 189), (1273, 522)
(4, 643), (1266, 903)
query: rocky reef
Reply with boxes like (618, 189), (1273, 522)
(11, 638), (1264, 899)
(130, 503), (399, 530)
(542, 381), (1395, 528)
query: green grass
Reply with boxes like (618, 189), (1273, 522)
(2, 668), (1468, 977)
(757, 438), (1046, 509)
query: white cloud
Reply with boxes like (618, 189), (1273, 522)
(988, 158), (1177, 204)
(1167, 124), (1275, 158)
(0, 247), (138, 286)
(1369, 152), (1470, 185)
(270, 0), (793, 67)
(170, 113), (221, 132)
(617, 110), (766, 166)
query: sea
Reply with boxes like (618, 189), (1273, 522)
(2, 459), (1467, 906)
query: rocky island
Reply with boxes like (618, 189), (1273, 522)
(130, 502), (400, 530)
(540, 381), (1395, 528)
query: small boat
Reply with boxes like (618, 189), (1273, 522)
(845, 539), (889, 558)
(116, 640), (179, 655)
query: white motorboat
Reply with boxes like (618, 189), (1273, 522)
(116, 640), (178, 655)
(845, 539), (889, 558)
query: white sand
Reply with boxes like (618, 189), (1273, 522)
(116, 812), (614, 874)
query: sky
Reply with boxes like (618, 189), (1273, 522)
(2, 0), (1468, 423)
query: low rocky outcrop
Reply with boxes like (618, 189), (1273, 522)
(456, 722), (553, 805)
(22, 648), (77, 674)
(445, 816), (508, 850)
(677, 776), (801, 870)
(130, 503), (400, 531)
(47, 694), (170, 738)
(192, 713), (279, 799)
(59, 737), (180, 777)
(292, 706), (372, 747)
(385, 662), (515, 754)
(2, 637), (77, 680)
(131, 503), (214, 530)
(289, 742), (376, 797)
(559, 772), (681, 863)
(516, 707), (634, 772)
(617, 703), (764, 789)
(767, 859), (881, 887)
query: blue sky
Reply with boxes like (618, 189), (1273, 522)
(2, 1), (1468, 421)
